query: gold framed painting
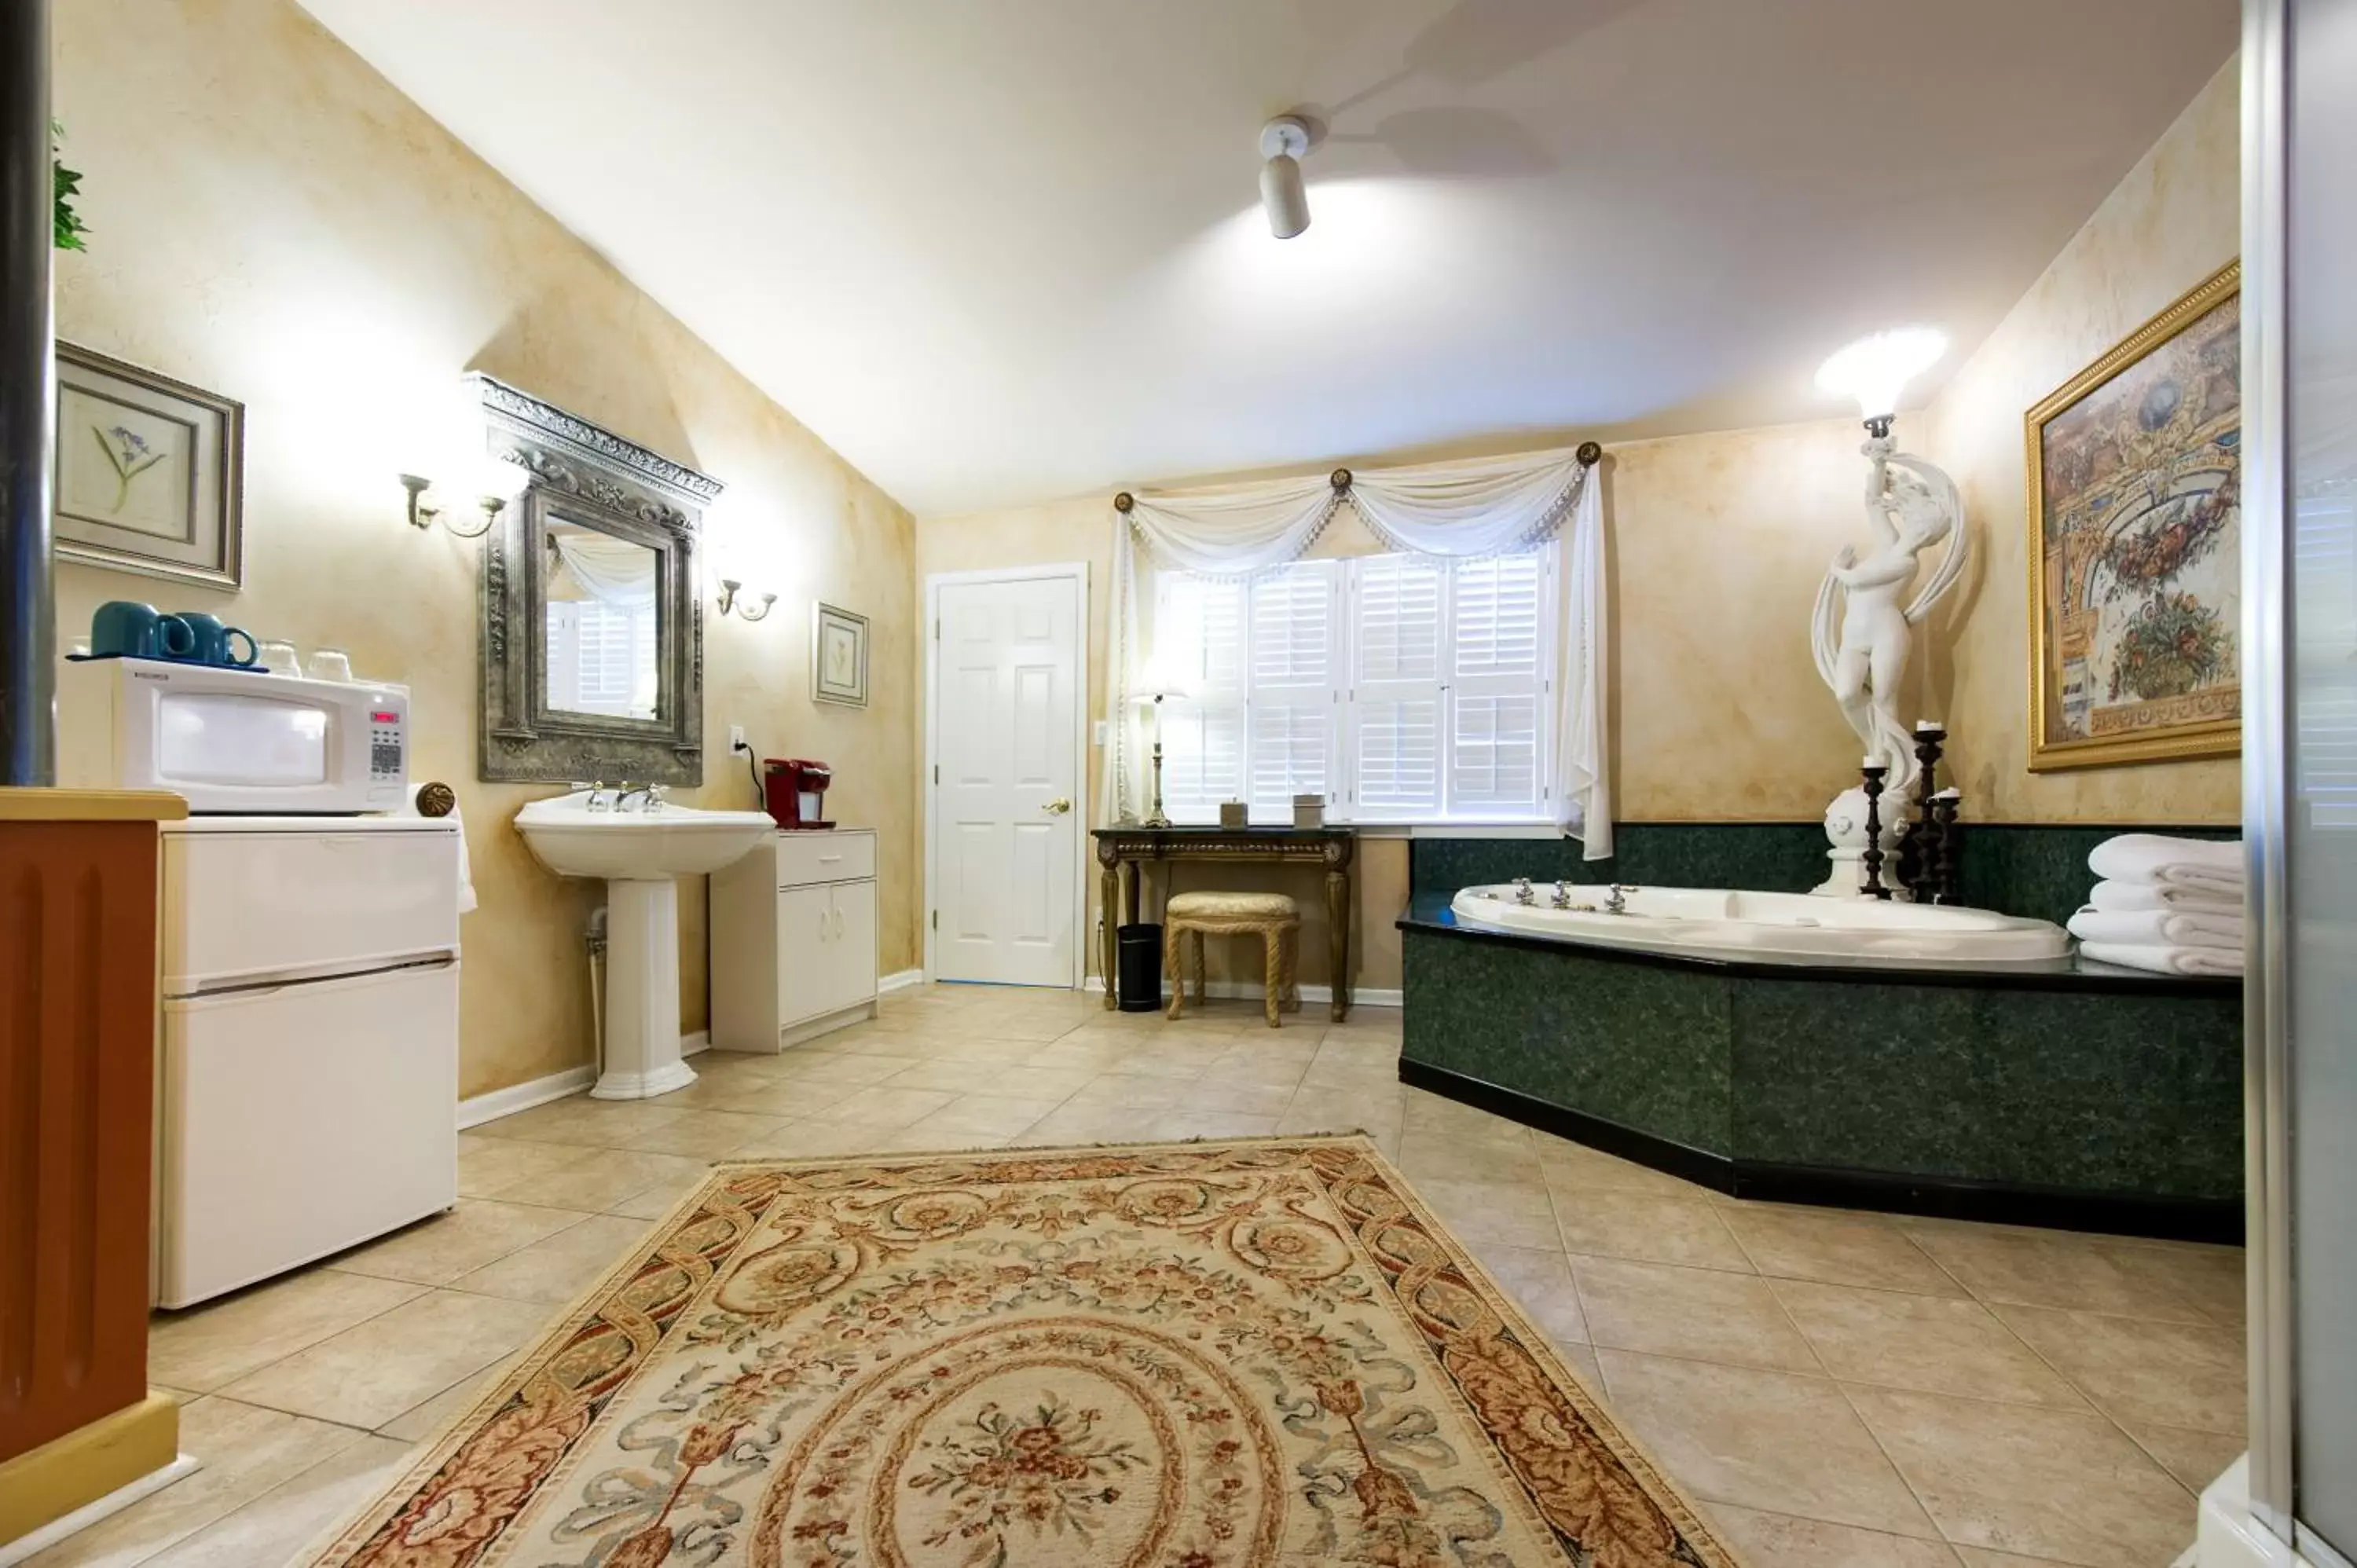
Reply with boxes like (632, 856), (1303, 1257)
(53, 341), (244, 591)
(2025, 260), (2240, 771)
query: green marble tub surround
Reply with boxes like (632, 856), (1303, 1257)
(1411, 821), (2242, 928)
(1398, 899), (2243, 1238)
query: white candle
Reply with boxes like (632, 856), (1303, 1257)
(1915, 719), (1943, 731)
(1862, 755), (1878, 768)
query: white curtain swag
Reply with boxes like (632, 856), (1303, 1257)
(1101, 445), (1611, 859)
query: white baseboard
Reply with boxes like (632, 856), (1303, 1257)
(681, 1029), (710, 1057)
(0, 1454), (202, 1567)
(456, 1064), (595, 1130)
(1083, 975), (1401, 1009)
(879, 968), (926, 995)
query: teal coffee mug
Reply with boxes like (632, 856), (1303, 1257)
(90, 600), (196, 661)
(172, 611), (258, 668)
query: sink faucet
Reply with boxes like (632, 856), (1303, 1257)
(1603, 884), (1637, 915)
(616, 783), (665, 812)
(578, 780), (614, 812)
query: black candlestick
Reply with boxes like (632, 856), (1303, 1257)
(1860, 764), (1892, 899)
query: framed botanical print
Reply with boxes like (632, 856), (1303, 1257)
(812, 601), (869, 707)
(53, 343), (244, 590)
(2025, 261), (2240, 771)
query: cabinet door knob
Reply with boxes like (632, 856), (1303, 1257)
(1043, 797), (1072, 815)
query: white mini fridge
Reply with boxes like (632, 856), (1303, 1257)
(156, 815), (462, 1307)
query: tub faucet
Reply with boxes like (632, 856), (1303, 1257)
(1603, 883), (1637, 915)
(1550, 881), (1574, 909)
(1512, 877), (1535, 906)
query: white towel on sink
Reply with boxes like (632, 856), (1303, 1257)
(2087, 833), (2243, 898)
(2088, 878), (2242, 916)
(2068, 905), (2241, 951)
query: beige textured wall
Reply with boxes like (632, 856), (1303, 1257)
(1920, 57), (2240, 823)
(53, 0), (919, 1099)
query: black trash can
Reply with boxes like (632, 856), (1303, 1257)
(1116, 922), (1164, 1012)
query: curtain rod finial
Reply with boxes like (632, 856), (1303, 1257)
(1113, 491), (1135, 513)
(1330, 467), (1352, 492)
(1576, 441), (1602, 467)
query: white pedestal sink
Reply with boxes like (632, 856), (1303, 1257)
(515, 793), (775, 1100)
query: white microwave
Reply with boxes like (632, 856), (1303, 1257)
(58, 657), (409, 814)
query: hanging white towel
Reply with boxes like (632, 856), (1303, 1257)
(2068, 906), (2242, 951)
(2087, 833), (2243, 898)
(2077, 940), (2242, 978)
(2088, 879), (2242, 917)
(398, 784), (477, 914)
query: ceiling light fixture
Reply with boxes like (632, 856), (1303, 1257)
(1259, 115), (1313, 239)
(1816, 327), (1948, 436)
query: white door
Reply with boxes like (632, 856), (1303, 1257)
(931, 573), (1082, 986)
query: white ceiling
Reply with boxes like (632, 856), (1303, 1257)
(295, 0), (2236, 517)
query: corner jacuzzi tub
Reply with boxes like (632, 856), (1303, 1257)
(1450, 883), (2069, 965)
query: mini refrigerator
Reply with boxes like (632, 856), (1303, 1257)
(155, 815), (462, 1307)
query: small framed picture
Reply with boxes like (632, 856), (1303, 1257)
(54, 342), (244, 591)
(812, 601), (869, 707)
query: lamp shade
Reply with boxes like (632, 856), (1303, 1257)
(1816, 327), (1947, 421)
(1134, 654), (1195, 702)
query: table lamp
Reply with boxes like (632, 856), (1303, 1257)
(1131, 658), (1194, 828)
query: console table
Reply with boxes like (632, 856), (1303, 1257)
(1091, 826), (1357, 1019)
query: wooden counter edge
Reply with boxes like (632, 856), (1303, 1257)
(0, 789), (187, 822)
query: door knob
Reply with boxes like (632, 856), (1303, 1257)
(1043, 797), (1072, 815)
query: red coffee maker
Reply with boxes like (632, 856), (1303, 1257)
(763, 758), (834, 829)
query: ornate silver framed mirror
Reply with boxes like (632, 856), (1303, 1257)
(474, 375), (722, 785)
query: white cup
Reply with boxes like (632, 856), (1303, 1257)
(256, 639), (300, 676)
(305, 648), (353, 683)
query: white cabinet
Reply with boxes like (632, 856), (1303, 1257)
(711, 828), (879, 1051)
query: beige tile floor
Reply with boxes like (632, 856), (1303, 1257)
(42, 982), (2246, 1568)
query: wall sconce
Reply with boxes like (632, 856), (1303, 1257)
(400, 455), (528, 540)
(716, 579), (776, 621)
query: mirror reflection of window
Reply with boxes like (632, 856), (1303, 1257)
(544, 520), (662, 720)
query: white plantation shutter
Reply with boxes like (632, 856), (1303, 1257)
(1149, 548), (1556, 826)
(1248, 562), (1338, 815)
(1351, 555), (1445, 816)
(1447, 553), (1546, 815)
(1153, 575), (1246, 822)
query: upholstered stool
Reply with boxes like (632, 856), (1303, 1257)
(1164, 891), (1301, 1028)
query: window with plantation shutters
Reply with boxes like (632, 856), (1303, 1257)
(1152, 573), (1247, 823)
(1146, 546), (1556, 825)
(1248, 562), (1339, 816)
(1447, 554), (1545, 817)
(1349, 555), (1444, 816)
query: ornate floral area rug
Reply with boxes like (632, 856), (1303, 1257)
(306, 1135), (1736, 1566)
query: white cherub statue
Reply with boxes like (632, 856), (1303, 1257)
(1810, 431), (1967, 797)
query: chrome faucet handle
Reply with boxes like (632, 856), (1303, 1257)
(1512, 876), (1535, 906)
(585, 779), (611, 812)
(1603, 883), (1637, 914)
(1550, 880), (1573, 909)
(643, 783), (667, 812)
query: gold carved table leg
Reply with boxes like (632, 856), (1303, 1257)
(1098, 856), (1122, 1009)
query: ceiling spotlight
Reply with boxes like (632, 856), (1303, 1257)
(1259, 115), (1313, 239)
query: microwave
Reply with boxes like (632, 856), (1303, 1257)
(59, 657), (409, 814)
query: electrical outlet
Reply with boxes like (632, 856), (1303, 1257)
(728, 724), (748, 753)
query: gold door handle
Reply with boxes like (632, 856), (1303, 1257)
(1043, 797), (1072, 815)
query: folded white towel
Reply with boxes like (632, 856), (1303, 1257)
(2088, 879), (2242, 917)
(2069, 906), (2242, 951)
(2078, 940), (2242, 977)
(2087, 833), (2243, 898)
